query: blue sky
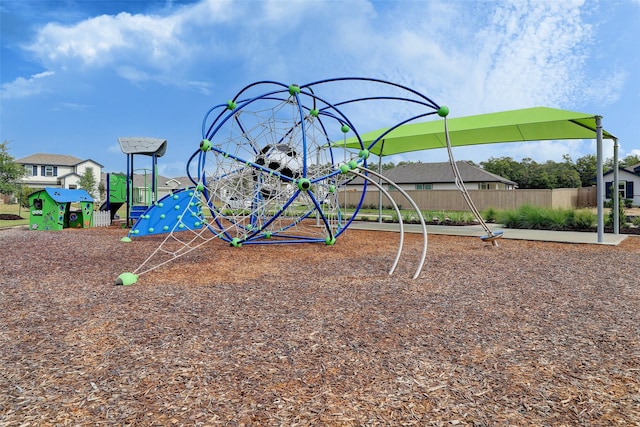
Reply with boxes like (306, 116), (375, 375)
(1, 0), (639, 178)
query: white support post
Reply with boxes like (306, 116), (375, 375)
(596, 116), (604, 243)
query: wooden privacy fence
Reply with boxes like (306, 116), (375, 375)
(340, 186), (597, 212)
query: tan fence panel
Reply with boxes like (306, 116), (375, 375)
(577, 186), (597, 208)
(340, 188), (587, 211)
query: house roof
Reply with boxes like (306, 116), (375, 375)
(15, 153), (104, 167)
(350, 161), (517, 185)
(17, 153), (82, 166)
(603, 166), (640, 178)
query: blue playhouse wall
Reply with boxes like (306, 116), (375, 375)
(128, 187), (205, 237)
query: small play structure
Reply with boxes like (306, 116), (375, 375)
(29, 188), (94, 231)
(99, 173), (127, 221)
(116, 77), (502, 286)
(117, 137), (167, 227)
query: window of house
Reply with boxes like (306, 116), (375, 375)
(480, 182), (497, 190)
(415, 183), (433, 190)
(41, 165), (58, 177)
(25, 165), (36, 176)
(618, 181), (626, 199)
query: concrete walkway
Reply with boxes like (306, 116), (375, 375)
(348, 221), (629, 245)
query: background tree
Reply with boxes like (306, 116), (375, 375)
(480, 156), (522, 183)
(98, 180), (106, 202)
(547, 156), (581, 189)
(575, 154), (598, 187)
(78, 167), (97, 199)
(17, 185), (33, 208)
(0, 140), (27, 196)
(620, 154), (640, 169)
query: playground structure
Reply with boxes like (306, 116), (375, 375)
(116, 78), (501, 285)
(121, 137), (166, 226)
(28, 188), (94, 231)
(100, 169), (163, 223)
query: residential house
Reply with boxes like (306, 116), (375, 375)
(346, 161), (517, 191)
(603, 162), (640, 207)
(15, 153), (103, 200)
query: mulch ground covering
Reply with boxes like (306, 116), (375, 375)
(1, 226), (639, 426)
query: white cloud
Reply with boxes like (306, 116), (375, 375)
(0, 70), (54, 99)
(26, 12), (184, 69)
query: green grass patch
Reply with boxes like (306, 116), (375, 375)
(0, 203), (29, 229)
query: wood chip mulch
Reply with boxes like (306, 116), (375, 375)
(1, 226), (639, 426)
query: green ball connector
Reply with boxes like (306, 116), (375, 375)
(329, 184), (336, 193)
(200, 139), (212, 151)
(115, 272), (138, 286)
(148, 227), (154, 233)
(348, 160), (359, 170)
(297, 178), (311, 191)
(437, 105), (449, 117)
(288, 84), (300, 95)
(263, 231), (272, 239)
(309, 108), (319, 117)
(339, 163), (351, 174)
(359, 149), (370, 159)
(196, 182), (205, 192)
(325, 236), (336, 245)
(341, 124), (350, 133)
(230, 237), (242, 247)
(226, 100), (237, 110)
(120, 236), (132, 243)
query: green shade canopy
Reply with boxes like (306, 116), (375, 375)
(336, 106), (616, 156)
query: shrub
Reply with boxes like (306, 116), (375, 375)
(572, 210), (596, 229)
(495, 209), (521, 228)
(607, 193), (626, 228)
(446, 211), (475, 224)
(423, 210), (445, 223)
(402, 212), (414, 223)
(632, 216), (640, 227)
(494, 205), (596, 230)
(483, 207), (497, 223)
